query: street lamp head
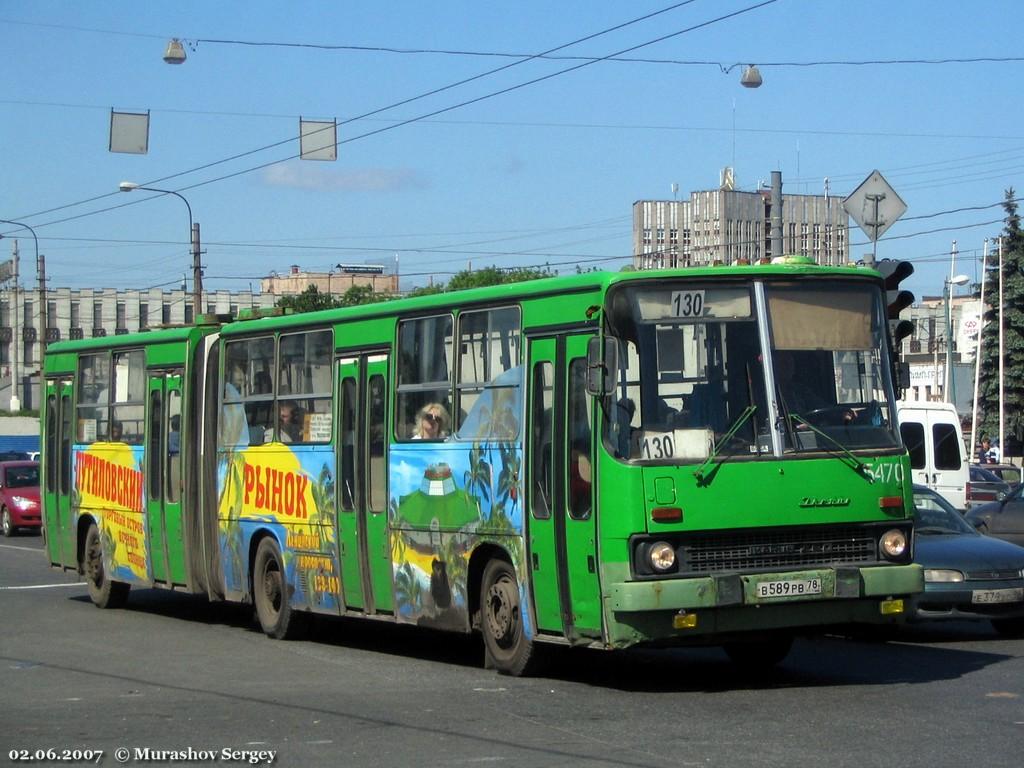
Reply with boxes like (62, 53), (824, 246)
(740, 64), (763, 88)
(950, 274), (970, 287)
(163, 38), (187, 65)
(119, 181), (140, 193)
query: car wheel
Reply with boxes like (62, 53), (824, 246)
(83, 522), (130, 609)
(991, 617), (1024, 638)
(253, 537), (307, 640)
(480, 558), (541, 676)
(1, 507), (13, 537)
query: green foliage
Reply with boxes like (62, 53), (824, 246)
(405, 284), (445, 299)
(275, 283), (391, 313)
(276, 285), (342, 313)
(977, 188), (1024, 451)
(338, 284), (391, 307)
(417, 265), (554, 294)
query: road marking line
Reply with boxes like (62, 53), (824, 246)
(0, 582), (84, 590)
(0, 544), (45, 553)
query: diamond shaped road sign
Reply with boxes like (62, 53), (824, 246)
(843, 170), (907, 242)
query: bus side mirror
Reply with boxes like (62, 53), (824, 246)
(586, 337), (618, 396)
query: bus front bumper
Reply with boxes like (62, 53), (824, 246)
(602, 563), (923, 646)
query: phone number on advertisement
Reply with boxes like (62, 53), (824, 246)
(9, 749), (104, 763)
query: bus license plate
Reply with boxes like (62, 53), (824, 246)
(972, 587), (1024, 604)
(756, 578), (823, 599)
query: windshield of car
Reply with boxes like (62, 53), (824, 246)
(766, 282), (900, 453)
(913, 488), (976, 534)
(5, 465), (39, 488)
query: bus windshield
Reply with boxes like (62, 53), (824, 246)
(604, 279), (899, 463)
(766, 281), (899, 452)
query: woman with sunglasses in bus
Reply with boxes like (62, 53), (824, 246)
(413, 403), (450, 440)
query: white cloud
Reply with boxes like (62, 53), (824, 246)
(262, 163), (428, 192)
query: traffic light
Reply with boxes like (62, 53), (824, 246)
(875, 259), (915, 347)
(873, 259), (915, 393)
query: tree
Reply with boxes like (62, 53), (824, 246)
(338, 284), (390, 307)
(444, 265), (553, 292)
(276, 284), (343, 313)
(976, 188), (1024, 455)
(275, 283), (390, 313)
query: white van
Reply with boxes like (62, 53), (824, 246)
(896, 402), (969, 510)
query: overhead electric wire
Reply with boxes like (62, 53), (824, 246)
(10, 0), (703, 224)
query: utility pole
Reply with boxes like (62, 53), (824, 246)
(10, 240), (19, 411)
(192, 221), (203, 317)
(770, 171), (783, 258)
(38, 252), (46, 382)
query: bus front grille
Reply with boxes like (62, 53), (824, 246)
(679, 526), (879, 574)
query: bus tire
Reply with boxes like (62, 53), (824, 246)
(253, 537), (307, 640)
(480, 558), (539, 676)
(723, 633), (793, 670)
(83, 522), (130, 609)
(1, 507), (14, 537)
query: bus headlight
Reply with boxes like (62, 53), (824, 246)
(924, 569), (964, 583)
(649, 541), (677, 572)
(880, 528), (908, 559)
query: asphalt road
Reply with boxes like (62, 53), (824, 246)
(2, 534), (1022, 768)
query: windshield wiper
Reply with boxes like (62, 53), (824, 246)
(788, 413), (873, 481)
(693, 405), (757, 486)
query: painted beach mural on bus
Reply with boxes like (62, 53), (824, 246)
(217, 443), (341, 612)
(389, 382), (527, 634)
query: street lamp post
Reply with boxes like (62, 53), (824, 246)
(0, 219), (38, 411)
(119, 182), (202, 318)
(944, 273), (970, 404)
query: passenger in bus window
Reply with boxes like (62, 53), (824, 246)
(110, 420), (123, 441)
(266, 401), (301, 443)
(413, 403), (449, 440)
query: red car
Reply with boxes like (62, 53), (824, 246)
(0, 461), (41, 536)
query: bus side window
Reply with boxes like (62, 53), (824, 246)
(568, 358), (592, 519)
(531, 361), (553, 519)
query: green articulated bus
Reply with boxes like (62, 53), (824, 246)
(41, 260), (923, 675)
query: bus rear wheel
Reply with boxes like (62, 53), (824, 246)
(83, 522), (130, 609)
(253, 537), (307, 640)
(480, 558), (539, 676)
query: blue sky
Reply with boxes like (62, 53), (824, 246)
(0, 0), (1018, 300)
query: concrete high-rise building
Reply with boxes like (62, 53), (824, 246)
(633, 177), (850, 269)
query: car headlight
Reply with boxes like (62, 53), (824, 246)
(924, 569), (965, 583)
(648, 541), (677, 573)
(11, 496), (34, 508)
(880, 528), (908, 559)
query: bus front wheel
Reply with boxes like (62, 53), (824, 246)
(480, 558), (539, 676)
(83, 522), (130, 609)
(253, 537), (307, 640)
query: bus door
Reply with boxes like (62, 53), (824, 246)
(526, 333), (602, 641)
(336, 353), (393, 614)
(43, 378), (75, 569)
(146, 370), (187, 585)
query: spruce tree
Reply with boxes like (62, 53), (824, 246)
(976, 189), (1024, 457)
